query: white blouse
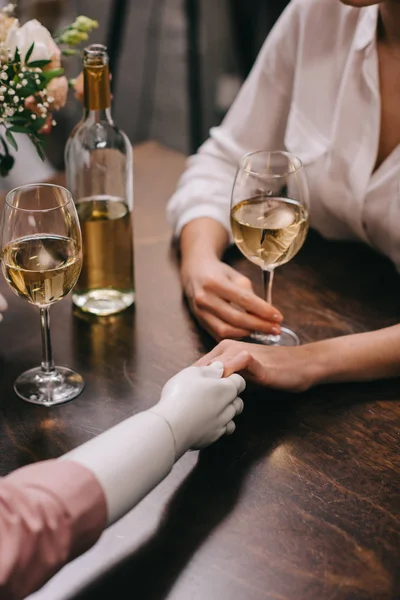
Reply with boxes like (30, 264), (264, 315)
(167, 0), (400, 269)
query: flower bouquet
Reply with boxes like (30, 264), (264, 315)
(0, 3), (97, 176)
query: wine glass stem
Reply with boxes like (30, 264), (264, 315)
(40, 307), (54, 373)
(262, 268), (274, 304)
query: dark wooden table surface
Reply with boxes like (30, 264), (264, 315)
(1, 142), (400, 600)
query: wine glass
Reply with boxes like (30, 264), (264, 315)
(230, 150), (309, 346)
(0, 184), (84, 406)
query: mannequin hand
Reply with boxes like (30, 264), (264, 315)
(0, 294), (7, 321)
(151, 362), (246, 458)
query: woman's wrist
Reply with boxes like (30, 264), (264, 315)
(180, 218), (229, 264)
(303, 340), (336, 388)
(303, 328), (398, 387)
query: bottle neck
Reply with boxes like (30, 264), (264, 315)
(83, 61), (111, 117)
(84, 107), (114, 124)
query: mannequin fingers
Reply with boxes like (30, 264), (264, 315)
(0, 293), (7, 311)
(196, 361), (224, 379)
(225, 420), (236, 436)
(232, 397), (244, 415)
(220, 403), (236, 425)
(226, 373), (246, 394)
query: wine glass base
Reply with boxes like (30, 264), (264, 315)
(250, 327), (300, 347)
(14, 367), (84, 407)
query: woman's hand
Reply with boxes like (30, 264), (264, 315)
(152, 362), (246, 456)
(181, 256), (283, 341)
(0, 293), (7, 322)
(196, 340), (319, 393)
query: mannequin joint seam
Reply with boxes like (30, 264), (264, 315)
(148, 410), (178, 460)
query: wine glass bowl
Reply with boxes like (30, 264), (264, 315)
(0, 184), (84, 406)
(230, 151), (309, 346)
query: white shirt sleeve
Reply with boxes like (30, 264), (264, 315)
(166, 0), (301, 239)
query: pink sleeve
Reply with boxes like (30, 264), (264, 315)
(0, 459), (107, 600)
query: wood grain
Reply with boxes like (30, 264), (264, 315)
(1, 141), (400, 600)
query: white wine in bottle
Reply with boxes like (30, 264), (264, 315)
(65, 44), (134, 316)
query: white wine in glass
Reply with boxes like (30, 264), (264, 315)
(230, 151), (309, 346)
(0, 184), (84, 406)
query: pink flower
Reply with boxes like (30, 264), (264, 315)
(47, 76), (68, 110)
(46, 40), (61, 71)
(73, 71), (84, 103)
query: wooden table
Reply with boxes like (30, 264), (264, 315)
(1, 142), (400, 600)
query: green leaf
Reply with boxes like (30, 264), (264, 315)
(43, 67), (64, 83)
(27, 59), (51, 68)
(9, 125), (29, 134)
(61, 48), (80, 56)
(24, 42), (35, 64)
(8, 116), (28, 125)
(31, 139), (45, 161)
(5, 129), (18, 151)
(13, 47), (21, 63)
(0, 153), (15, 176)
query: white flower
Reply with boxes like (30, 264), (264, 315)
(3, 4), (17, 15)
(0, 86), (5, 93)
(7, 88), (14, 95)
(5, 106), (14, 116)
(13, 95), (18, 102)
(21, 79), (27, 85)
(0, 95), (4, 101)
(0, 72), (8, 80)
(15, 83), (21, 89)
(6, 19), (59, 64)
(31, 113), (36, 119)
(18, 105), (23, 112)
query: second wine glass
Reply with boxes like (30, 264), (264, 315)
(230, 151), (309, 346)
(0, 184), (84, 406)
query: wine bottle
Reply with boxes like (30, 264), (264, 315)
(65, 44), (134, 316)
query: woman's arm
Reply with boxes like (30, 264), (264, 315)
(0, 363), (245, 600)
(196, 325), (400, 392)
(167, 1), (301, 340)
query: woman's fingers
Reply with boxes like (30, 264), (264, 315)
(195, 308), (251, 341)
(222, 350), (254, 376)
(209, 277), (282, 323)
(195, 292), (281, 335)
(223, 351), (268, 385)
(195, 339), (237, 367)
